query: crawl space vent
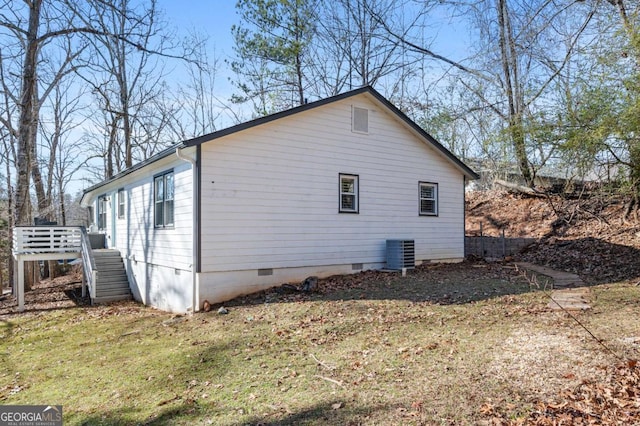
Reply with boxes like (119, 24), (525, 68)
(352, 106), (369, 133)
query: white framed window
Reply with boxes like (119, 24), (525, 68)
(419, 182), (438, 216)
(117, 188), (125, 219)
(154, 170), (174, 228)
(340, 174), (359, 213)
(97, 195), (108, 230)
(352, 106), (369, 133)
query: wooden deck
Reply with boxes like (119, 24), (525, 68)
(11, 226), (130, 312)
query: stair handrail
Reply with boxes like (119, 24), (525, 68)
(80, 226), (98, 300)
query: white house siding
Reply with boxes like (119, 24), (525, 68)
(198, 93), (466, 304)
(89, 153), (195, 312)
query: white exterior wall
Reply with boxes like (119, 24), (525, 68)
(198, 93), (466, 304)
(89, 153), (195, 312)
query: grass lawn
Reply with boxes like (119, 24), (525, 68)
(1, 262), (639, 425)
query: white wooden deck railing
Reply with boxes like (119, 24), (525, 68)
(13, 226), (83, 256)
(12, 226), (84, 312)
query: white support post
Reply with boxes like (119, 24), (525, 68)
(17, 258), (24, 312)
(13, 259), (17, 295)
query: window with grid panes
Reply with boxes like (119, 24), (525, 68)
(419, 182), (438, 216)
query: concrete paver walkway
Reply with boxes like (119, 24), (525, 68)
(516, 262), (591, 311)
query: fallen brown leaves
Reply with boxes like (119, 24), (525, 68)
(466, 190), (640, 285)
(482, 361), (640, 425)
(0, 269), (86, 316)
(222, 261), (525, 310)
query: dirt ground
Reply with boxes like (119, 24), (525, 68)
(466, 190), (640, 285)
(0, 268), (86, 316)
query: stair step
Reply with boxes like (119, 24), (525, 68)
(96, 287), (130, 295)
(98, 271), (128, 282)
(92, 294), (132, 304)
(97, 282), (129, 290)
(93, 251), (121, 258)
(95, 260), (124, 267)
(96, 285), (130, 293)
(95, 256), (123, 262)
(97, 270), (127, 277)
(97, 273), (126, 279)
(96, 261), (126, 271)
(97, 287), (129, 294)
(97, 281), (129, 289)
(94, 253), (122, 258)
(95, 294), (131, 302)
(96, 266), (125, 271)
(97, 277), (128, 284)
(85, 249), (132, 305)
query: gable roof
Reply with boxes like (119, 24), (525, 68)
(182, 86), (478, 179)
(82, 86), (478, 200)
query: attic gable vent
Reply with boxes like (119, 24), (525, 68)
(352, 106), (369, 133)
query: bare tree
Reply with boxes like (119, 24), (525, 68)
(171, 36), (228, 138)
(0, 0), (86, 288)
(311, 0), (417, 95)
(0, 0), (192, 229)
(560, 0), (640, 211)
(0, 62), (16, 288)
(39, 79), (85, 226)
(371, 0), (595, 187)
(75, 0), (174, 178)
(0, 1), (90, 225)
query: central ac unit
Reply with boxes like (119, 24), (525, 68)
(386, 239), (415, 270)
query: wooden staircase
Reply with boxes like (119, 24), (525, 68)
(92, 249), (132, 303)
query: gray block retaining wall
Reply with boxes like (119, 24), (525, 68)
(465, 235), (537, 259)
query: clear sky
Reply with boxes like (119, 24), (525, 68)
(159, 0), (238, 54)
(158, 1), (239, 95)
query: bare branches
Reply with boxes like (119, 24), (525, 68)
(0, 0), (202, 227)
(366, 2), (492, 84)
(527, 5), (597, 107)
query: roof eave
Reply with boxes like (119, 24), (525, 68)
(80, 143), (187, 206)
(183, 86), (478, 179)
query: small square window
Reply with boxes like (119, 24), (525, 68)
(340, 174), (359, 213)
(419, 182), (438, 216)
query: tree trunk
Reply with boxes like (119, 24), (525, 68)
(59, 179), (67, 226)
(15, 0), (42, 228)
(6, 171), (14, 290)
(123, 111), (132, 168)
(16, 0), (44, 292)
(106, 114), (117, 178)
(629, 142), (640, 201)
(31, 141), (48, 219)
(497, 0), (533, 187)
